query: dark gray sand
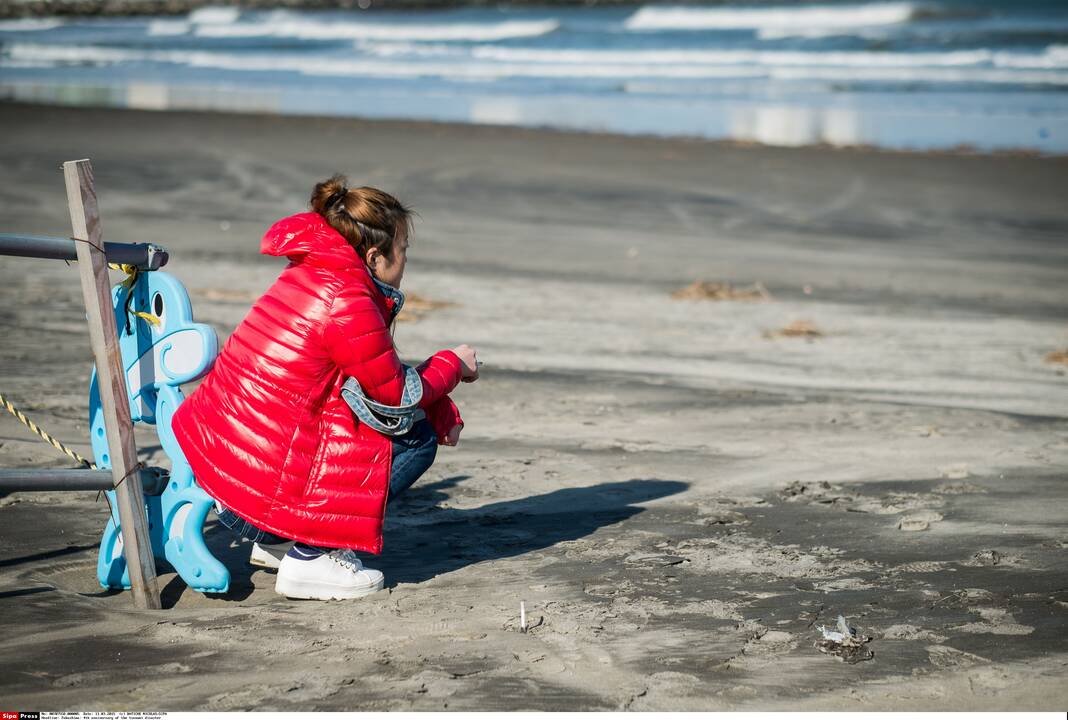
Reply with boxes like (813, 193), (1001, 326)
(0, 103), (1066, 710)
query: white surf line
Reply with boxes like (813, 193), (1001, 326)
(193, 18), (560, 42)
(8, 44), (1068, 85)
(623, 2), (916, 32)
(0, 18), (65, 31)
(465, 45), (1068, 71)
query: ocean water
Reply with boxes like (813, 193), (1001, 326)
(2, 1), (1067, 153)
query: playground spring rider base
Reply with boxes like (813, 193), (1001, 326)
(92, 269), (230, 593)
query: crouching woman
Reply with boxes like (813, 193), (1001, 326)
(172, 175), (479, 600)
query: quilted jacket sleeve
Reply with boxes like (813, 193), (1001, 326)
(425, 395), (464, 444)
(324, 282), (464, 409)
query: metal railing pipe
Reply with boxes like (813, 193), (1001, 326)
(0, 233), (168, 270)
(0, 467), (169, 493)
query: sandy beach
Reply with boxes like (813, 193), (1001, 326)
(0, 102), (1066, 710)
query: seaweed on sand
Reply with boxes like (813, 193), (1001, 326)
(671, 280), (772, 302)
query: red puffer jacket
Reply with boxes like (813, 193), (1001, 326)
(173, 212), (464, 552)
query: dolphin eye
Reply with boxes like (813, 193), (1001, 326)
(152, 291), (166, 326)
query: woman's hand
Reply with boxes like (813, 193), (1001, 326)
(443, 424), (463, 446)
(452, 344), (480, 383)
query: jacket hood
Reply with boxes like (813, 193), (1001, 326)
(261, 212), (362, 270)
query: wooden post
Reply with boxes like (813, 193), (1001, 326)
(64, 159), (161, 610)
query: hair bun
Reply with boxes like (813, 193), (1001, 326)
(309, 174), (412, 262)
(325, 188), (348, 211)
(311, 174), (350, 215)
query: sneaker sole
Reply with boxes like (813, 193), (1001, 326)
(249, 545), (292, 571)
(249, 554), (281, 570)
(275, 575), (385, 600)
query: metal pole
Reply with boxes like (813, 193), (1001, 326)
(0, 233), (168, 270)
(0, 467), (168, 493)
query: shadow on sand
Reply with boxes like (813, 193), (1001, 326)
(193, 477), (686, 602)
(377, 476), (687, 586)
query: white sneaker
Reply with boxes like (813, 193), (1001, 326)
(249, 541), (295, 570)
(275, 547), (385, 600)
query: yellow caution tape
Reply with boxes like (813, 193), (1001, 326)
(107, 263), (161, 328)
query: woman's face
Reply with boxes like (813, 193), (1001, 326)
(369, 226), (408, 289)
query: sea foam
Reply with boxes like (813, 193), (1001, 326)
(378, 43), (1068, 72)
(7, 42), (1067, 87)
(188, 7), (241, 25)
(148, 20), (191, 37)
(624, 2), (915, 31)
(0, 18), (65, 32)
(192, 17), (560, 42)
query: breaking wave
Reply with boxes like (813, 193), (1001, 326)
(149, 12), (563, 42)
(362, 42), (1068, 72)
(7, 42), (1068, 86)
(623, 2), (916, 32)
(0, 18), (65, 32)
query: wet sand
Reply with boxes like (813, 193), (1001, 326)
(0, 103), (1066, 710)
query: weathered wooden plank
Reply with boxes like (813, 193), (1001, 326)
(64, 158), (161, 611)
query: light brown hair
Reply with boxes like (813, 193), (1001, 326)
(310, 174), (412, 261)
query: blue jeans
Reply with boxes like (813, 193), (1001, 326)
(216, 419), (438, 546)
(387, 417), (438, 501)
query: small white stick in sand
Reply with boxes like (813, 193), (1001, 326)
(521, 601), (527, 633)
